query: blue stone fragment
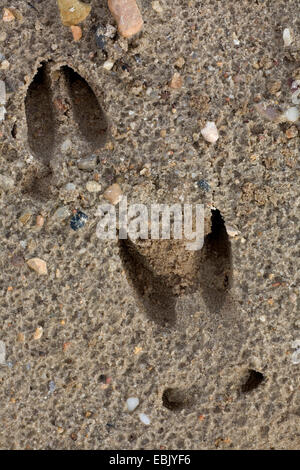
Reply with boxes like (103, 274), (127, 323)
(70, 210), (88, 231)
(95, 33), (106, 50)
(197, 179), (210, 192)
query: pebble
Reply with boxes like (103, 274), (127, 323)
(70, 25), (82, 41)
(77, 155), (97, 171)
(152, 1), (163, 13)
(86, 181), (101, 193)
(53, 206), (70, 220)
(49, 381), (56, 393)
(0, 173), (14, 190)
(0, 59), (10, 70)
(19, 211), (32, 225)
(95, 31), (106, 50)
(105, 24), (117, 38)
(267, 80), (281, 95)
(170, 72), (183, 90)
(33, 326), (43, 340)
(254, 103), (281, 122)
(126, 397), (139, 412)
(17, 333), (25, 343)
(36, 215), (45, 227)
(65, 183), (76, 191)
(2, 8), (15, 22)
(103, 183), (122, 205)
(201, 121), (219, 144)
(283, 28), (293, 47)
(226, 226), (240, 237)
(70, 210), (88, 231)
(103, 60), (115, 71)
(27, 258), (48, 276)
(108, 0), (143, 38)
(139, 413), (151, 425)
(285, 126), (298, 139)
(284, 107), (299, 122)
(175, 57), (185, 69)
(61, 139), (72, 153)
(197, 179), (210, 192)
(57, 0), (91, 26)
(0, 340), (6, 365)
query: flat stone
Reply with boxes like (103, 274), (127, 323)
(77, 155), (97, 171)
(27, 258), (48, 276)
(108, 0), (143, 38)
(57, 0), (91, 26)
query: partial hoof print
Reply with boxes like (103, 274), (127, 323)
(119, 208), (233, 326)
(23, 61), (108, 199)
(62, 66), (108, 151)
(198, 209), (233, 314)
(25, 62), (55, 164)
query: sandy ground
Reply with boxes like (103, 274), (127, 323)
(0, 0), (299, 450)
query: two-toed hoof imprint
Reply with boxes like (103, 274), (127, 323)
(24, 61), (108, 198)
(119, 209), (232, 326)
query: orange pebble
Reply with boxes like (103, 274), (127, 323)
(71, 25), (82, 41)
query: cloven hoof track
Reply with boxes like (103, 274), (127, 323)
(119, 209), (232, 325)
(24, 61), (108, 196)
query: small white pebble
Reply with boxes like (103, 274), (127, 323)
(226, 226), (240, 237)
(201, 121), (219, 144)
(283, 28), (293, 47)
(233, 38), (240, 46)
(0, 340), (6, 365)
(103, 60), (114, 71)
(139, 413), (151, 425)
(284, 106), (299, 122)
(126, 397), (139, 412)
(260, 315), (266, 323)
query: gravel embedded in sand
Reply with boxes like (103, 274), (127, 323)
(27, 258), (48, 275)
(108, 0), (143, 38)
